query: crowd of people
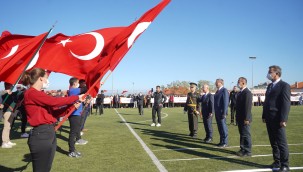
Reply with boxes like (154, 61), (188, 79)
(0, 65), (293, 172)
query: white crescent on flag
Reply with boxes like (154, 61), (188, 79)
(127, 22), (151, 48)
(70, 32), (105, 61)
(1, 45), (19, 59)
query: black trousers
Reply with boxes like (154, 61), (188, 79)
(68, 115), (81, 152)
(202, 116), (213, 139)
(96, 104), (103, 115)
(28, 124), (56, 172)
(21, 111), (27, 133)
(80, 110), (89, 131)
(237, 121), (252, 153)
(138, 104), (144, 115)
(230, 104), (236, 123)
(152, 105), (162, 123)
(266, 121), (289, 167)
(188, 112), (198, 135)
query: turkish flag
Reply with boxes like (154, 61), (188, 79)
(0, 32), (48, 84)
(108, 0), (171, 71)
(85, 0), (171, 97)
(55, 0), (171, 131)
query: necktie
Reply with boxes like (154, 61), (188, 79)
(267, 84), (273, 94)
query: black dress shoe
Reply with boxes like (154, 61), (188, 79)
(279, 166), (290, 172)
(205, 138), (212, 143)
(270, 161), (281, 169)
(236, 150), (245, 156)
(188, 133), (193, 137)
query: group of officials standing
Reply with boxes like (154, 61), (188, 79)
(184, 65), (291, 172)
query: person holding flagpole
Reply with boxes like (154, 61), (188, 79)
(23, 68), (85, 172)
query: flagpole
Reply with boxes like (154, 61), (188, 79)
(55, 70), (113, 131)
(1, 24), (56, 105)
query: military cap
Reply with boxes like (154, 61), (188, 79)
(189, 82), (197, 86)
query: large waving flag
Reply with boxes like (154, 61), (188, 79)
(0, 0), (170, 85)
(0, 32), (48, 84)
(85, 0), (171, 97)
(55, 0), (171, 130)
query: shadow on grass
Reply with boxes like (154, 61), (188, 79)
(0, 153), (31, 172)
(138, 128), (267, 169)
(56, 145), (69, 155)
(119, 121), (150, 126)
(118, 113), (136, 116)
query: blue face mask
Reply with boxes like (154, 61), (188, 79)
(237, 83), (241, 89)
(267, 73), (273, 81)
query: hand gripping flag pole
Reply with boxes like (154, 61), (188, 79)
(54, 71), (112, 131)
(1, 23), (56, 105)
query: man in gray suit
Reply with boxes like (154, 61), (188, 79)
(214, 78), (229, 148)
(263, 65), (291, 172)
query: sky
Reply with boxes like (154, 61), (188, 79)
(1, 0), (302, 94)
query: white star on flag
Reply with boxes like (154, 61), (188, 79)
(58, 38), (72, 47)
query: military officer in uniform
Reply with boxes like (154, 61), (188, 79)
(184, 82), (200, 138)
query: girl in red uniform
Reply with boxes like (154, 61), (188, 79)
(22, 68), (84, 172)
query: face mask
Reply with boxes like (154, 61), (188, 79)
(267, 73), (273, 81)
(237, 83), (241, 89)
(42, 79), (50, 89)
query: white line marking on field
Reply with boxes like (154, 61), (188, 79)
(159, 152), (303, 162)
(220, 166), (303, 172)
(115, 109), (168, 172)
(152, 143), (303, 152)
(136, 113), (169, 123)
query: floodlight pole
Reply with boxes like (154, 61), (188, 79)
(249, 56), (257, 90)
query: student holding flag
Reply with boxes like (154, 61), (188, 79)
(23, 68), (85, 172)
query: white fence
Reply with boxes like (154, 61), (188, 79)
(93, 95), (302, 105)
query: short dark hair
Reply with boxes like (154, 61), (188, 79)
(79, 79), (86, 84)
(216, 78), (224, 85)
(238, 77), (247, 84)
(156, 85), (160, 88)
(269, 65), (282, 77)
(69, 77), (79, 86)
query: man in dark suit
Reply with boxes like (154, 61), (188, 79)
(214, 78), (229, 147)
(262, 65), (291, 172)
(235, 77), (252, 157)
(199, 84), (214, 143)
(229, 86), (238, 125)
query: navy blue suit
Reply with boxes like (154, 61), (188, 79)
(236, 87), (252, 153)
(214, 87), (229, 145)
(262, 80), (290, 168)
(200, 93), (214, 140)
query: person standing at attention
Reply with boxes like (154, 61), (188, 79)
(214, 78), (229, 148)
(184, 82), (200, 138)
(235, 77), (252, 157)
(262, 65), (291, 172)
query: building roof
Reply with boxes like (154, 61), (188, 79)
(291, 82), (303, 89)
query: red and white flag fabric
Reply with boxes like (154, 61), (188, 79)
(0, 32), (48, 84)
(85, 0), (171, 97)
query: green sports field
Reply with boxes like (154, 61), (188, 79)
(1, 106), (303, 172)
